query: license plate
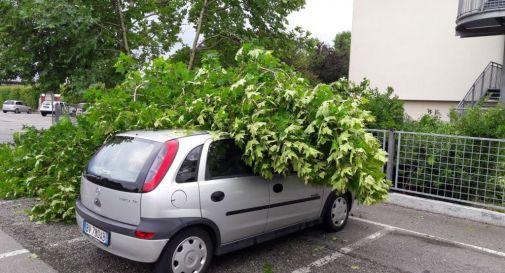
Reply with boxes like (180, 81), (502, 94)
(83, 221), (110, 246)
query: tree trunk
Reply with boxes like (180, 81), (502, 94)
(188, 0), (208, 70)
(116, 0), (130, 54)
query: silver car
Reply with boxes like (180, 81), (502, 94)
(76, 130), (352, 273)
(2, 100), (32, 114)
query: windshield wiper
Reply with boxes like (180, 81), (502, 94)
(84, 172), (105, 183)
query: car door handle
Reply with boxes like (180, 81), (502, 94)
(273, 183), (283, 193)
(211, 191), (225, 202)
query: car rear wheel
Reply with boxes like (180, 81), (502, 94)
(14, 108), (20, 114)
(154, 227), (213, 273)
(27, 109), (31, 114)
(324, 193), (350, 232)
(2, 111), (6, 113)
(41, 112), (47, 116)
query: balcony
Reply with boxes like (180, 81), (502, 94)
(456, 0), (505, 37)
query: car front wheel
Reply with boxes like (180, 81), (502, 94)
(324, 193), (350, 232)
(155, 227), (213, 273)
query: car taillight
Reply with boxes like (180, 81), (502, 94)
(142, 140), (179, 193)
(135, 230), (155, 239)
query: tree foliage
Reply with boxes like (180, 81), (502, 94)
(185, 0), (306, 67)
(0, 47), (390, 222)
(0, 0), (185, 92)
(334, 31), (351, 78)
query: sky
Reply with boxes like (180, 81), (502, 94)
(288, 0), (353, 44)
(175, 0), (353, 51)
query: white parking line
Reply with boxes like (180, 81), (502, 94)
(0, 200), (14, 206)
(351, 216), (505, 258)
(291, 228), (392, 273)
(293, 216), (505, 273)
(0, 249), (29, 260)
(48, 237), (86, 248)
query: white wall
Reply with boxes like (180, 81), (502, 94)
(350, 0), (504, 107)
(403, 100), (457, 120)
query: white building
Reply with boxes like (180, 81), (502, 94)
(349, 0), (505, 119)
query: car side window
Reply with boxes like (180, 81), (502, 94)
(176, 145), (203, 183)
(205, 139), (253, 180)
(16, 102), (22, 105)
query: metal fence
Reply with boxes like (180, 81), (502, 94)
(367, 129), (505, 211)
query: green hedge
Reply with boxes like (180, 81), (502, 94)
(0, 85), (39, 109)
(392, 106), (505, 209)
(396, 132), (505, 208)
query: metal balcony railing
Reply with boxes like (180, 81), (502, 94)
(458, 0), (505, 20)
(456, 62), (502, 112)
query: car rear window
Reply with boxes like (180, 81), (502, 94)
(3, 100), (14, 105)
(86, 137), (162, 191)
(42, 101), (52, 105)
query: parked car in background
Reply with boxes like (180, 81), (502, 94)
(76, 130), (352, 273)
(2, 100), (32, 114)
(40, 101), (67, 116)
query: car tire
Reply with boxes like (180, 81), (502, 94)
(41, 112), (47, 116)
(323, 192), (350, 232)
(27, 109), (31, 114)
(14, 108), (20, 114)
(154, 227), (213, 273)
(2, 111), (6, 113)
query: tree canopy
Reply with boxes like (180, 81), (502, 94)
(0, 0), (185, 92)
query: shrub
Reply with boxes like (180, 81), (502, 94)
(0, 85), (39, 109)
(450, 105), (505, 139)
(362, 87), (405, 130)
(395, 107), (505, 208)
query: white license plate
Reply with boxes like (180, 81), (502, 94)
(83, 221), (110, 246)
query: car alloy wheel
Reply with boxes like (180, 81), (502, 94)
(171, 236), (207, 273)
(331, 196), (348, 227)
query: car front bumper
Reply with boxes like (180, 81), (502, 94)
(75, 201), (168, 263)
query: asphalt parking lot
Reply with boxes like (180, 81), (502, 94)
(0, 111), (53, 143)
(1, 110), (505, 273)
(1, 198), (504, 273)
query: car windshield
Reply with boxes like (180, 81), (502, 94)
(3, 100), (14, 105)
(86, 137), (159, 185)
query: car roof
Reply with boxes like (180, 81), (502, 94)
(117, 130), (210, 143)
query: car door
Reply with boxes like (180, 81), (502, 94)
(20, 102), (28, 112)
(15, 101), (23, 111)
(265, 175), (324, 231)
(199, 139), (270, 244)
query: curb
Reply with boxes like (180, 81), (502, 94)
(387, 193), (505, 227)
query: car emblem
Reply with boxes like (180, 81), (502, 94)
(94, 198), (102, 207)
